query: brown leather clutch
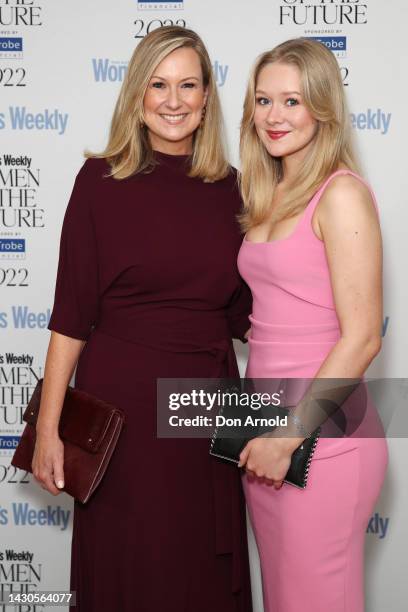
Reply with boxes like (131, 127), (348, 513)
(11, 378), (125, 503)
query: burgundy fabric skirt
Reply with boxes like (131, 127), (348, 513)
(70, 327), (251, 612)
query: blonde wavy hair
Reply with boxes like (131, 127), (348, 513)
(239, 38), (360, 230)
(86, 25), (229, 182)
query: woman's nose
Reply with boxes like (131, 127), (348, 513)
(165, 86), (182, 110)
(265, 103), (284, 125)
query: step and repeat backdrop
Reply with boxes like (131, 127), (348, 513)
(1, 1), (407, 610)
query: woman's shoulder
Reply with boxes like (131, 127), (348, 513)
(76, 156), (112, 183)
(326, 168), (371, 193)
(67, 158), (113, 217)
(318, 168), (378, 222)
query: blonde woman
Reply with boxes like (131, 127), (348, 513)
(32, 26), (252, 611)
(237, 39), (388, 611)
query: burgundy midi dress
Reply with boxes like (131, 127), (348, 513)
(47, 152), (252, 612)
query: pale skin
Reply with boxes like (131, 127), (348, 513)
(238, 62), (383, 489)
(32, 46), (208, 495)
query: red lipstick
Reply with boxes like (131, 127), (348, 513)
(267, 131), (290, 140)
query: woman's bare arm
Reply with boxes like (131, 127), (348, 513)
(32, 331), (85, 495)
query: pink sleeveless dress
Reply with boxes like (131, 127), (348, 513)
(237, 170), (388, 612)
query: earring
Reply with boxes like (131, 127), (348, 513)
(200, 105), (207, 126)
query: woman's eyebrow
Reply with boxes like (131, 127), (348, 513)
(150, 75), (200, 81)
(255, 89), (301, 96)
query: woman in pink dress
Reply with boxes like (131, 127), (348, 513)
(237, 39), (388, 611)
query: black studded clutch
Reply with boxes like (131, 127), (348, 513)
(210, 403), (320, 489)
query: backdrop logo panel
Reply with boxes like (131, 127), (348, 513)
(0, 239), (26, 260)
(306, 35), (347, 58)
(277, 1), (369, 88)
(0, 156), (42, 229)
(0, 37), (23, 60)
(0, 436), (20, 452)
(1, 154), (41, 292)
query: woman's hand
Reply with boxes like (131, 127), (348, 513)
(32, 431), (65, 496)
(238, 436), (296, 489)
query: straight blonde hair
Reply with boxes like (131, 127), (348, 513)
(239, 38), (360, 230)
(87, 26), (229, 182)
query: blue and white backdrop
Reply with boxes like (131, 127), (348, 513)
(1, 1), (407, 610)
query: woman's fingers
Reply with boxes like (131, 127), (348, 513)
(53, 458), (65, 490)
(241, 439), (289, 489)
(43, 474), (61, 495)
(33, 467), (60, 495)
(32, 436), (64, 496)
(238, 443), (251, 468)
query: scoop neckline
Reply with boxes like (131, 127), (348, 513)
(243, 206), (309, 246)
(243, 169), (356, 246)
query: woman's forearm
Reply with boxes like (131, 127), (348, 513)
(313, 333), (381, 379)
(278, 332), (382, 449)
(36, 331), (85, 436)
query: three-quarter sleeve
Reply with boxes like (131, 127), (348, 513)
(226, 277), (252, 343)
(47, 160), (99, 341)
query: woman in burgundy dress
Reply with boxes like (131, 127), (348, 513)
(32, 26), (252, 611)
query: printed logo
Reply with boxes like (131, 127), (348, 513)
(0, 155), (43, 231)
(279, 0), (368, 26)
(92, 58), (228, 87)
(0, 436), (20, 451)
(307, 36), (347, 58)
(0, 107), (68, 135)
(0, 306), (50, 329)
(92, 59), (128, 83)
(351, 109), (392, 135)
(0, 239), (25, 260)
(0, 503), (71, 530)
(137, 0), (184, 10)
(0, 1), (43, 27)
(367, 513), (389, 539)
(0, 37), (23, 60)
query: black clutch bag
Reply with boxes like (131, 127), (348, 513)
(210, 402), (320, 489)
